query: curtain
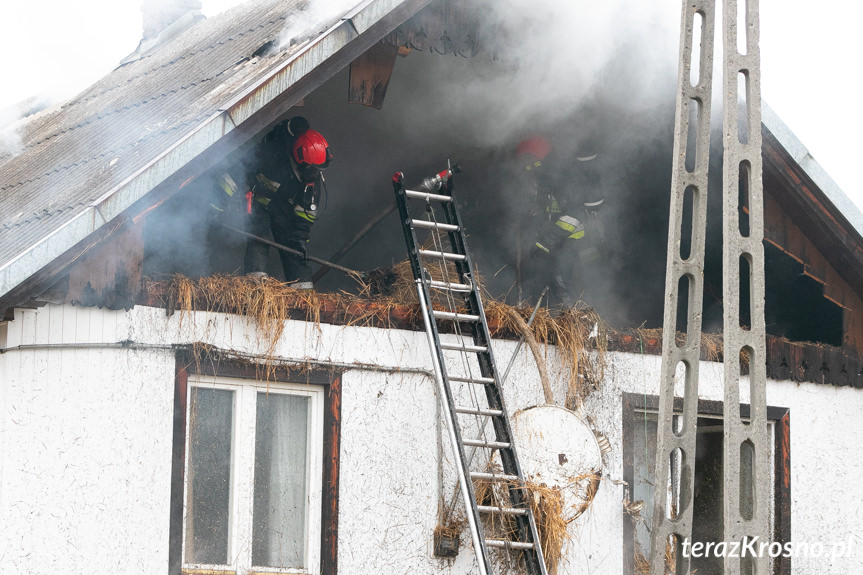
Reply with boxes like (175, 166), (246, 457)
(252, 393), (310, 568)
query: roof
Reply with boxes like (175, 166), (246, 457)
(762, 101), (863, 239)
(0, 0), (429, 306)
(1, 0), (861, 312)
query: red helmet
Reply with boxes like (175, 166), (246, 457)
(292, 129), (332, 168)
(516, 136), (552, 161)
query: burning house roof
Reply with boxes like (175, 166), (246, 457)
(1, 0), (863, 367)
(0, 0), (433, 310)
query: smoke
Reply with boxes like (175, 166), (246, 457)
(1, 95), (61, 158)
(277, 0), (360, 49)
(0, 104), (24, 157)
(389, 0), (681, 148)
(144, 0), (698, 328)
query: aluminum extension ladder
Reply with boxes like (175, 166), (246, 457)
(393, 167), (547, 575)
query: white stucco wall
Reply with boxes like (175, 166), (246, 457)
(1, 303), (861, 574)
(0, 306), (176, 574)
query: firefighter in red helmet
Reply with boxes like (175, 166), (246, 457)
(240, 115), (332, 286)
(515, 134), (605, 307)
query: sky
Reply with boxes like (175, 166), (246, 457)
(0, 0), (861, 214)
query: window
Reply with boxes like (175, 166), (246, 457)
(181, 374), (325, 574)
(621, 394), (791, 575)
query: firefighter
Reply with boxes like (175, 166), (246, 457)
(218, 116), (332, 286)
(515, 135), (605, 307)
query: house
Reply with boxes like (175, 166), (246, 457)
(1, 0), (862, 574)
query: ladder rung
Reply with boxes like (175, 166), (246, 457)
(455, 407), (503, 417)
(441, 342), (488, 353)
(449, 376), (495, 384)
(419, 249), (467, 262)
(405, 189), (453, 202)
(477, 505), (529, 516)
(411, 219), (460, 232)
(470, 471), (520, 482)
(428, 279), (472, 292)
(433, 310), (479, 322)
(463, 439), (511, 450)
(485, 539), (535, 550)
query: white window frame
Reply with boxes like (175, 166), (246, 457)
(182, 374), (325, 575)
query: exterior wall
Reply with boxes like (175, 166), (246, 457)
(0, 306), (176, 574)
(0, 304), (861, 574)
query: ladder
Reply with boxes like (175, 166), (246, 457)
(392, 167), (548, 575)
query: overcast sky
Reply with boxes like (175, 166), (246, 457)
(1, 0), (860, 214)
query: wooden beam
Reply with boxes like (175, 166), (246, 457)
(349, 41), (399, 109)
(65, 220), (144, 310)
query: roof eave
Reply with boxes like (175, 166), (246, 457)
(761, 101), (863, 242)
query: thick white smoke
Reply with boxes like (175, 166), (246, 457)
(395, 0), (682, 147)
(277, 0), (361, 49)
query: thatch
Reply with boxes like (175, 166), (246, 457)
(470, 464), (601, 575)
(152, 273), (422, 377)
(633, 540), (679, 575)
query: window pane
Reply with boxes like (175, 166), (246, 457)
(186, 387), (234, 565)
(252, 393), (310, 568)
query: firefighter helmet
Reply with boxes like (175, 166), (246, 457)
(516, 135), (551, 172)
(516, 136), (552, 161)
(292, 129), (332, 168)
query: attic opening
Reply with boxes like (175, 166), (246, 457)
(134, 0), (853, 356)
(763, 243), (843, 346)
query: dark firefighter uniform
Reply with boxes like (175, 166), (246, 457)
(216, 116), (332, 285)
(516, 136), (605, 307)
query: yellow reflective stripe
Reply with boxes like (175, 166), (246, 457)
(256, 197), (270, 206)
(256, 173), (281, 193)
(568, 230), (585, 240)
(555, 219), (576, 233)
(535, 242), (550, 253)
(524, 160), (542, 172)
(294, 206), (317, 222)
(219, 173), (238, 196)
(209, 203), (224, 212)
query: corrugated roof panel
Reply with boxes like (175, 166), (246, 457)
(0, 0), (432, 302)
(0, 0), (314, 268)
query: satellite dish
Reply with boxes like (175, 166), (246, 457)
(512, 404), (603, 518)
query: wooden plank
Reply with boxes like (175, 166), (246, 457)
(763, 188), (786, 247)
(822, 264), (847, 308)
(765, 336), (786, 380)
(66, 221), (144, 310)
(168, 359), (189, 575)
(321, 374), (342, 575)
(783, 222), (806, 267)
(773, 410), (792, 575)
(348, 41), (399, 109)
(844, 304), (863, 356)
(762, 128), (863, 293)
(384, 0), (480, 56)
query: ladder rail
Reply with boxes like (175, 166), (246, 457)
(393, 173), (494, 574)
(439, 181), (548, 575)
(415, 279), (489, 575)
(393, 170), (548, 575)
